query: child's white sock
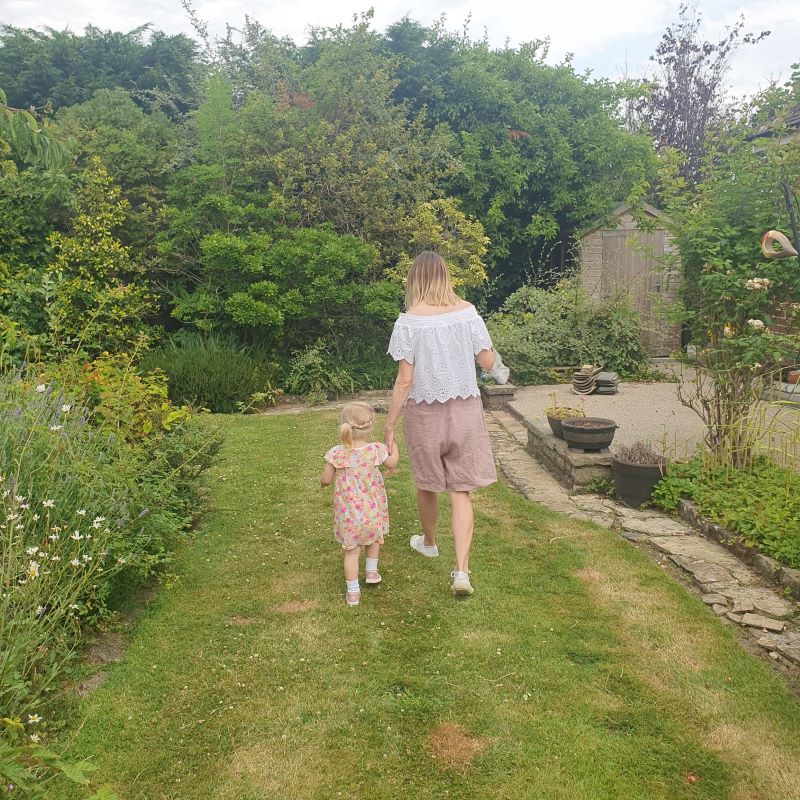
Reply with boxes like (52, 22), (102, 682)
(346, 578), (360, 593)
(453, 570), (469, 582)
(365, 557), (379, 572)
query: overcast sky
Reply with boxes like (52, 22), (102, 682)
(2, 0), (798, 96)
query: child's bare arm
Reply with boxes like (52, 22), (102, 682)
(320, 463), (336, 487)
(384, 441), (400, 470)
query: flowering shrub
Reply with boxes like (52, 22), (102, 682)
(660, 118), (800, 467)
(0, 367), (219, 796)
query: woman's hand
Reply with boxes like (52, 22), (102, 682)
(385, 426), (395, 453)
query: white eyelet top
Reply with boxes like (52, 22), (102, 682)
(387, 305), (493, 404)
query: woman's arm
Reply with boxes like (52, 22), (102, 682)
(476, 348), (495, 372)
(384, 359), (414, 452)
(383, 441), (400, 470)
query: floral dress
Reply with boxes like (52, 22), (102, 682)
(324, 442), (390, 550)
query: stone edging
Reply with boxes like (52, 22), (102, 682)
(676, 499), (800, 601)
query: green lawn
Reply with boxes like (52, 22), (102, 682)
(59, 412), (800, 800)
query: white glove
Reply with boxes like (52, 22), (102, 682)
(483, 349), (510, 385)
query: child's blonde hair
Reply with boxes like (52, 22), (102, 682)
(339, 401), (375, 448)
(405, 251), (459, 309)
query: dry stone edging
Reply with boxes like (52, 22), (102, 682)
(486, 409), (800, 674)
(676, 499), (800, 601)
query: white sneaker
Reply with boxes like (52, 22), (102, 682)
(409, 535), (439, 558)
(451, 571), (474, 597)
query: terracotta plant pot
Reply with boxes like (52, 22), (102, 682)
(787, 370), (800, 385)
(612, 457), (667, 508)
(561, 417), (618, 451)
(546, 415), (565, 439)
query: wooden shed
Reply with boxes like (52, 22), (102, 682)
(577, 202), (682, 357)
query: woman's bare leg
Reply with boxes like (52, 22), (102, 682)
(416, 489), (438, 546)
(450, 491), (473, 573)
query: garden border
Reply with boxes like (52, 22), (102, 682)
(676, 499), (800, 601)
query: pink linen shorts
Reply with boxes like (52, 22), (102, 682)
(403, 395), (497, 493)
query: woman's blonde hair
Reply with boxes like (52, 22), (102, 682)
(405, 251), (459, 309)
(339, 401), (375, 448)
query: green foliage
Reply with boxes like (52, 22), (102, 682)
(0, 365), (218, 790)
(286, 341), (355, 403)
(386, 19), (657, 297)
(653, 459), (800, 568)
(0, 25), (198, 112)
(0, 89), (69, 171)
(45, 157), (153, 355)
(659, 93), (800, 466)
(55, 88), (180, 251)
(139, 334), (276, 413)
(488, 279), (649, 383)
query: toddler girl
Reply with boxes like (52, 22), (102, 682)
(320, 401), (399, 606)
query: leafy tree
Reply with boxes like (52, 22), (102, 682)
(0, 25), (198, 113)
(628, 4), (769, 183)
(385, 20), (656, 299)
(56, 88), (180, 251)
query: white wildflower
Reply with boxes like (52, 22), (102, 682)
(26, 546), (39, 556)
(36, 605), (46, 616)
(744, 277), (771, 291)
(82, 554), (92, 562)
(75, 509), (87, 516)
(69, 603), (79, 610)
(14, 524), (23, 530)
(35, 384), (47, 393)
(747, 318), (765, 330)
(92, 516), (106, 529)
(6, 513), (18, 522)
(29, 733), (40, 743)
(32, 513), (39, 521)
(117, 557), (127, 565)
(19, 503), (29, 510)
(50, 555), (60, 562)
(49, 425), (63, 432)
(42, 499), (55, 509)
(48, 533), (59, 542)
(70, 531), (83, 541)
(61, 404), (72, 413)
(27, 561), (39, 579)
(69, 558), (81, 567)
(14, 495), (25, 503)
(27, 714), (41, 724)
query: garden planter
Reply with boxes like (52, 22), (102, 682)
(612, 457), (667, 508)
(546, 415), (565, 439)
(561, 417), (617, 451)
(787, 369), (800, 385)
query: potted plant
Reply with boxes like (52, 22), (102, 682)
(561, 417), (618, 451)
(544, 392), (585, 439)
(612, 440), (668, 508)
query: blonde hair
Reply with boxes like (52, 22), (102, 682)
(339, 401), (375, 448)
(405, 251), (459, 309)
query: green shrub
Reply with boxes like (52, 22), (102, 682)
(139, 333), (275, 413)
(652, 459), (800, 568)
(287, 342), (355, 402)
(487, 279), (649, 384)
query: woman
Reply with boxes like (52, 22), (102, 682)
(384, 251), (497, 597)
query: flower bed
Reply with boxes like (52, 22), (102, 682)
(0, 362), (220, 795)
(652, 459), (800, 568)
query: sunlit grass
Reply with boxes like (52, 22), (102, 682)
(59, 412), (800, 800)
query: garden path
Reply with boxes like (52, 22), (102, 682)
(60, 411), (800, 799)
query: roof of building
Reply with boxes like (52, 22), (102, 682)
(577, 202), (667, 239)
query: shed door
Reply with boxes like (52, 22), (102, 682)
(601, 229), (670, 356)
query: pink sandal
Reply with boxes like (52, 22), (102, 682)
(346, 590), (361, 607)
(365, 570), (382, 585)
